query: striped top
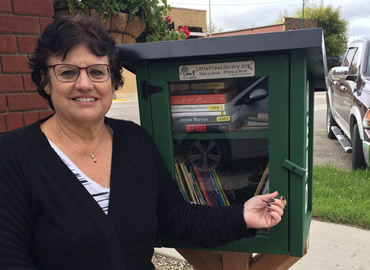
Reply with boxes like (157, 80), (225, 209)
(48, 140), (110, 214)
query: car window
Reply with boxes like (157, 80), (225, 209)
(365, 45), (370, 77)
(342, 47), (357, 67)
(349, 48), (360, 75)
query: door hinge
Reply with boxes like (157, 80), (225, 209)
(282, 159), (307, 177)
(141, 81), (163, 100)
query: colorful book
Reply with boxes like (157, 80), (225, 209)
(172, 111), (227, 117)
(189, 164), (211, 206)
(172, 115), (232, 124)
(170, 89), (238, 105)
(173, 123), (230, 133)
(254, 164), (269, 196)
(171, 103), (227, 112)
(200, 170), (220, 206)
(211, 170), (230, 206)
(190, 80), (236, 90)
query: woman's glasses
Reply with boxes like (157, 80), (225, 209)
(49, 64), (112, 82)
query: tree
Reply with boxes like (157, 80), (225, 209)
(207, 22), (224, 35)
(296, 4), (348, 59)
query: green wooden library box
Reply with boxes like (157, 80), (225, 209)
(118, 28), (327, 257)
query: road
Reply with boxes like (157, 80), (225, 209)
(107, 91), (352, 170)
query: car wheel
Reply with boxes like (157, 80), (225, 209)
(188, 139), (230, 171)
(326, 103), (337, 139)
(351, 123), (367, 169)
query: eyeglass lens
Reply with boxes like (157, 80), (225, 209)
(54, 64), (110, 82)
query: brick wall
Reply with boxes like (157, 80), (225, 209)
(167, 7), (207, 35)
(0, 0), (54, 133)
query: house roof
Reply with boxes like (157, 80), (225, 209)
(117, 28), (328, 90)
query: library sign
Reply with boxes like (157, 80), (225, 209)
(179, 61), (255, 81)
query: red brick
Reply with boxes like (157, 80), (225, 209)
(0, 35), (17, 54)
(0, 95), (6, 112)
(6, 112), (23, 131)
(7, 93), (48, 111)
(1, 55), (30, 73)
(0, 15), (39, 34)
(40, 17), (54, 32)
(39, 110), (54, 118)
(0, 74), (23, 93)
(23, 74), (37, 92)
(23, 111), (39, 125)
(0, 0), (12, 13)
(18, 36), (38, 54)
(13, 0), (54, 17)
(0, 113), (6, 133)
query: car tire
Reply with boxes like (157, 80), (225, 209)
(188, 139), (230, 171)
(326, 103), (337, 139)
(351, 123), (367, 169)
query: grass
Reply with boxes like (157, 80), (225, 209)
(312, 165), (370, 229)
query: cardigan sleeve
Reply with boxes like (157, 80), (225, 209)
(0, 133), (38, 269)
(140, 132), (256, 248)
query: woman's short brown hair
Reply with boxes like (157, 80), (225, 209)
(29, 15), (123, 110)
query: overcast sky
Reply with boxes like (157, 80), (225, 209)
(166, 0), (370, 43)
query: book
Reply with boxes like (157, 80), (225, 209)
(199, 170), (220, 206)
(172, 111), (227, 117)
(190, 80), (236, 90)
(254, 164), (269, 196)
(172, 115), (232, 125)
(191, 164), (212, 206)
(170, 88), (238, 105)
(211, 170), (230, 206)
(171, 104), (226, 112)
(173, 123), (230, 133)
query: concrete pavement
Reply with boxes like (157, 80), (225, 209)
(108, 93), (370, 270)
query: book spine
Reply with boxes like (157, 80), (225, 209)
(200, 171), (220, 206)
(172, 111), (227, 117)
(211, 170), (230, 206)
(179, 161), (197, 203)
(171, 104), (226, 112)
(192, 165), (212, 206)
(208, 171), (225, 206)
(190, 81), (228, 90)
(173, 123), (230, 133)
(173, 115), (231, 124)
(187, 163), (206, 205)
(174, 161), (189, 201)
(171, 93), (227, 105)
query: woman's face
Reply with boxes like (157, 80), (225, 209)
(46, 44), (114, 125)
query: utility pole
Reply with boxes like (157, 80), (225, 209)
(302, 0), (307, 29)
(209, 0), (212, 36)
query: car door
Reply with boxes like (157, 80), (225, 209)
(332, 44), (361, 135)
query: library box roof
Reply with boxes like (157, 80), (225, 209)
(117, 28), (328, 90)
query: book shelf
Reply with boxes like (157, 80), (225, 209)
(118, 28), (327, 261)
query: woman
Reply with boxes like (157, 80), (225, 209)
(0, 16), (286, 269)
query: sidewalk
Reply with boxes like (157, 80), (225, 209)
(155, 219), (370, 269)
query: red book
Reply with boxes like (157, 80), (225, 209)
(170, 89), (238, 105)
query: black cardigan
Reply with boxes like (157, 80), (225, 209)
(0, 117), (254, 270)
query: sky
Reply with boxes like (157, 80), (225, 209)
(166, 0), (370, 43)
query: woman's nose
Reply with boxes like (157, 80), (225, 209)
(75, 69), (93, 90)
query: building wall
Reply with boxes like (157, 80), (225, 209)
(167, 7), (207, 35)
(0, 0), (54, 133)
(212, 17), (318, 38)
(116, 7), (207, 98)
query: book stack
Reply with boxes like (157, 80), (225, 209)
(170, 80), (239, 133)
(174, 156), (230, 206)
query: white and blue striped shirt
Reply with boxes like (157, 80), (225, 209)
(48, 140), (110, 214)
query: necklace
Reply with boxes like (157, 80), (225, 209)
(55, 117), (105, 163)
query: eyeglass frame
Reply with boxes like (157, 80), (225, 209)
(48, 63), (113, 83)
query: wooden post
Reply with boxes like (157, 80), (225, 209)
(176, 231), (309, 270)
